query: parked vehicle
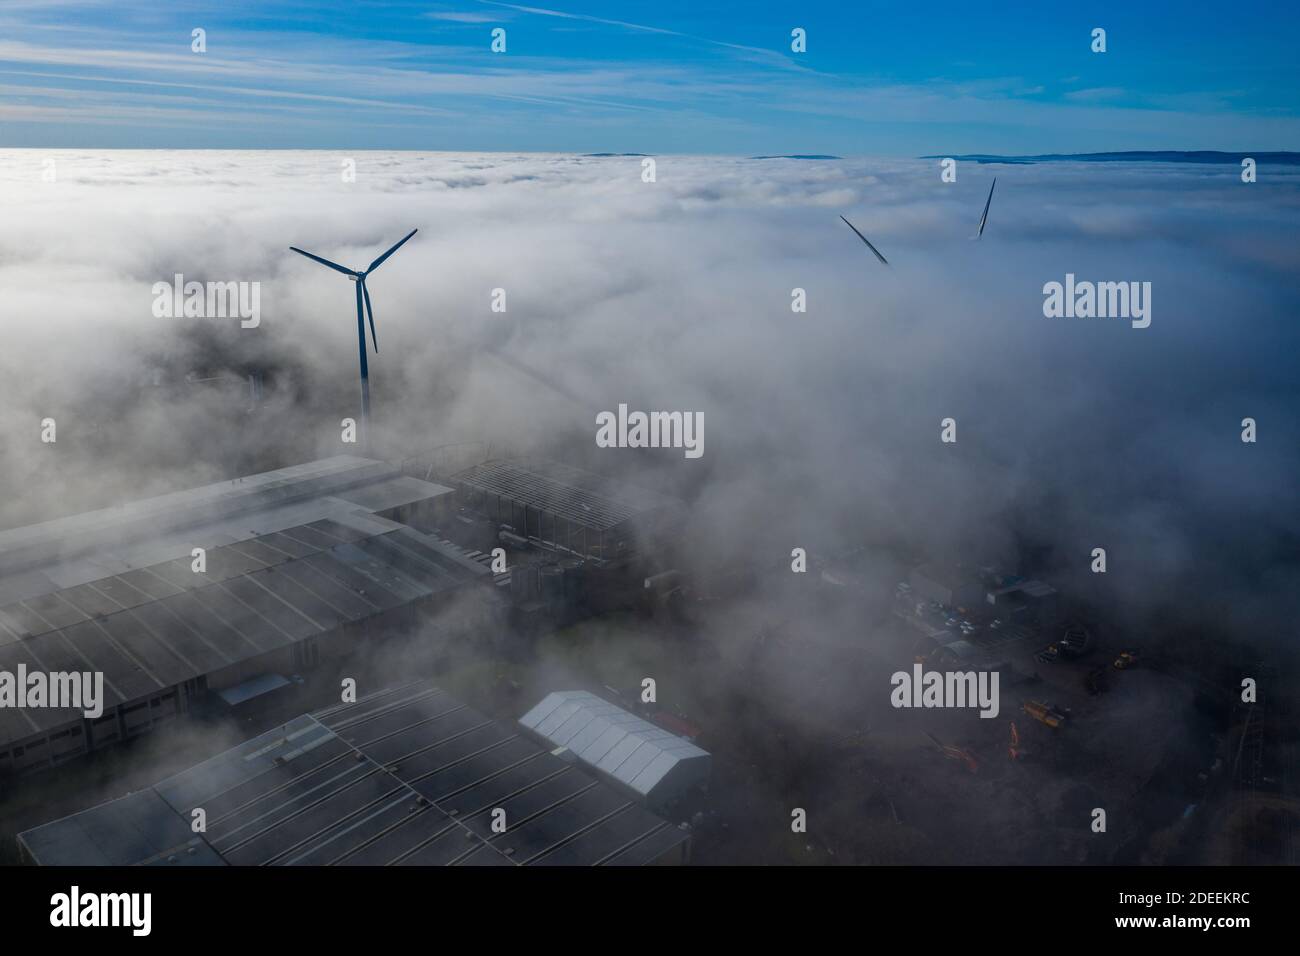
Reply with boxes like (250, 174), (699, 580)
(1113, 650), (1140, 670)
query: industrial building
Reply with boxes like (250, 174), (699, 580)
(907, 564), (1058, 621)
(908, 564), (986, 611)
(395, 454), (688, 624)
(519, 690), (711, 809)
(0, 456), (503, 775)
(442, 457), (684, 563)
(17, 681), (690, 866)
(984, 578), (1059, 625)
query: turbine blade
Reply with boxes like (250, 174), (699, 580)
(366, 228), (418, 274)
(289, 246), (357, 276)
(482, 344), (591, 407)
(839, 215), (889, 265)
(976, 178), (996, 239)
(361, 280), (378, 353)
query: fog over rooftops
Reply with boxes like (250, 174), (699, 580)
(453, 458), (682, 534)
(0, 456), (435, 592)
(0, 456), (498, 767)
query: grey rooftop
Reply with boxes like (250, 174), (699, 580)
(0, 456), (483, 750)
(19, 681), (690, 866)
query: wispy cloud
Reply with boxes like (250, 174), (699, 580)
(472, 0), (819, 74)
(426, 11), (504, 24)
(0, 3), (1295, 152)
(1064, 87), (1127, 103)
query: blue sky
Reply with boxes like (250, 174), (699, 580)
(2, 0), (1298, 153)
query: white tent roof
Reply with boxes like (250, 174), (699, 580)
(519, 691), (710, 806)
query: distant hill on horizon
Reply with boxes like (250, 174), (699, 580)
(920, 150), (1300, 165)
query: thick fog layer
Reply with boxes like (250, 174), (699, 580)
(1, 150), (1296, 639)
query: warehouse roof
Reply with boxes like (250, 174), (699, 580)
(0, 518), (490, 748)
(15, 789), (225, 867)
(0, 457), (491, 751)
(19, 682), (690, 866)
(1019, 580), (1057, 598)
(0, 456), (407, 584)
(452, 458), (681, 533)
(519, 691), (711, 808)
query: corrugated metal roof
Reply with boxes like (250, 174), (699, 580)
(518, 691), (710, 807)
(19, 682), (689, 867)
(0, 458), (453, 608)
(0, 524), (491, 750)
(0, 456), (396, 582)
(17, 788), (227, 867)
(0, 459), (500, 753)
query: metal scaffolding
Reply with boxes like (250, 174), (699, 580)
(451, 458), (682, 561)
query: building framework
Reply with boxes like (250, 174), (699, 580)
(449, 457), (683, 562)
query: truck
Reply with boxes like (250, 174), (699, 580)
(1022, 699), (1069, 728)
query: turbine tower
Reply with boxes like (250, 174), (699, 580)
(289, 228), (418, 451)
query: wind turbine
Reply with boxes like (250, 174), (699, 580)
(289, 228), (418, 451)
(973, 177), (996, 239)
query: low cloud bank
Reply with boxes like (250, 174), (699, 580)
(0, 150), (1295, 641)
